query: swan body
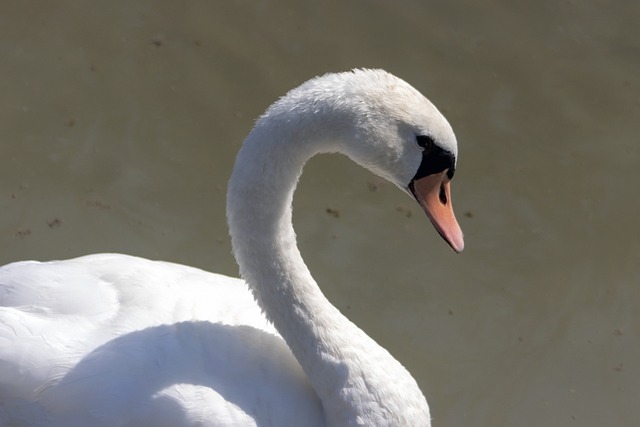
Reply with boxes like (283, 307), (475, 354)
(0, 69), (463, 426)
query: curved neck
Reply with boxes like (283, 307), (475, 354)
(226, 107), (429, 425)
(227, 124), (342, 367)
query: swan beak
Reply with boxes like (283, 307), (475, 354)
(410, 172), (465, 253)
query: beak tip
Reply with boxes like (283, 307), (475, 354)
(449, 235), (465, 253)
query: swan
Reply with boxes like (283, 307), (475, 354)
(0, 69), (464, 426)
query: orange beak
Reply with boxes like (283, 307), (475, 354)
(410, 172), (464, 253)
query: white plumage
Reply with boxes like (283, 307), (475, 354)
(0, 69), (463, 426)
(1, 255), (321, 426)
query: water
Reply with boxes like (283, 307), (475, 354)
(1, 1), (639, 425)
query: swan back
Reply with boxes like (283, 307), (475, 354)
(0, 254), (324, 426)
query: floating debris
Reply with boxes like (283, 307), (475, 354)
(325, 207), (340, 218)
(47, 218), (62, 228)
(15, 228), (31, 238)
(396, 206), (412, 218)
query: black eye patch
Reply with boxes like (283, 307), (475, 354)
(412, 136), (456, 182)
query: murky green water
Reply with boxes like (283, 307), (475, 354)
(1, 1), (639, 425)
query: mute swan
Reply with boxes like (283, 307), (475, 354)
(0, 69), (463, 426)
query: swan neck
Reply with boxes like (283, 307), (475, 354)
(225, 88), (430, 424)
(227, 128), (331, 339)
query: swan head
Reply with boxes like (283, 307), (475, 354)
(245, 69), (464, 253)
(315, 69), (464, 253)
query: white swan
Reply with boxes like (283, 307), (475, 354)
(0, 69), (463, 427)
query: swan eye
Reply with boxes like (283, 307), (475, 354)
(416, 135), (434, 152)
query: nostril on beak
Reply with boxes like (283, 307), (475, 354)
(439, 184), (447, 204)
